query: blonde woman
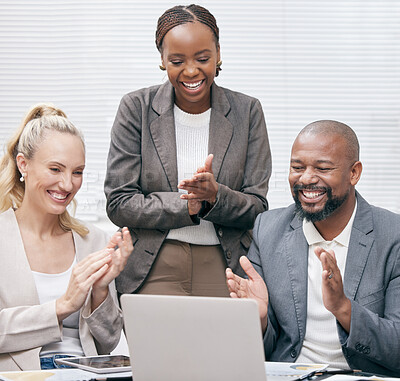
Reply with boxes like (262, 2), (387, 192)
(0, 104), (133, 371)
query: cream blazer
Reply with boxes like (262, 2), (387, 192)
(0, 209), (123, 371)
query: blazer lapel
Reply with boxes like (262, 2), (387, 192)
(284, 215), (309, 341)
(343, 193), (374, 299)
(150, 82), (178, 191)
(2, 209), (39, 305)
(208, 83), (233, 180)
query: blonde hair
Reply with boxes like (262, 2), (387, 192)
(0, 103), (89, 237)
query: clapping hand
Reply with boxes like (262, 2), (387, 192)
(178, 154), (218, 205)
(226, 256), (269, 332)
(315, 246), (351, 332)
(56, 228), (133, 322)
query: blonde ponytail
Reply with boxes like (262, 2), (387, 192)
(0, 103), (89, 236)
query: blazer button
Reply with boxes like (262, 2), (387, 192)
(226, 251), (232, 259)
(218, 228), (223, 237)
(290, 348), (297, 358)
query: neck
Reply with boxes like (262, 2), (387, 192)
(15, 201), (63, 239)
(174, 91), (211, 114)
(314, 192), (357, 241)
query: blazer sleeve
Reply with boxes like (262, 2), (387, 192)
(104, 93), (197, 230)
(0, 301), (61, 353)
(200, 99), (271, 229)
(81, 284), (123, 355)
(247, 214), (279, 357)
(338, 251), (400, 374)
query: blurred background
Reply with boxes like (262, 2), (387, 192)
(1, 0), (399, 233)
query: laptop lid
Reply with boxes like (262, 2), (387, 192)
(121, 294), (267, 381)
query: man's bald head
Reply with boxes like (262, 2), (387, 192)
(297, 120), (359, 164)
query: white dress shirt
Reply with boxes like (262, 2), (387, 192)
(296, 201), (357, 368)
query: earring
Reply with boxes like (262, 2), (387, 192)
(159, 64), (166, 71)
(19, 173), (25, 182)
(215, 60), (222, 76)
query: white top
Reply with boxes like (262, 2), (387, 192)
(296, 201), (357, 369)
(166, 105), (220, 245)
(32, 256), (84, 357)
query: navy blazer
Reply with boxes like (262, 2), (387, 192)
(248, 192), (400, 376)
(105, 81), (271, 294)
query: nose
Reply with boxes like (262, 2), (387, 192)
(60, 173), (74, 192)
(184, 61), (199, 77)
(299, 167), (318, 185)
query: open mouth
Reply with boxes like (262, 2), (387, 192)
(47, 190), (70, 201)
(181, 80), (204, 91)
(301, 190), (326, 200)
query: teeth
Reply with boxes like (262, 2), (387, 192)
(49, 191), (68, 200)
(183, 80), (202, 89)
(303, 191), (324, 199)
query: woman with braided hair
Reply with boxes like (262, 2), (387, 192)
(105, 4), (271, 297)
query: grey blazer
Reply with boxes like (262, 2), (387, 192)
(0, 209), (123, 371)
(248, 192), (400, 376)
(105, 81), (271, 294)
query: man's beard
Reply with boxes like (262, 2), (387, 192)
(293, 184), (349, 222)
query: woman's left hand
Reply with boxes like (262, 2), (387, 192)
(91, 227), (133, 310)
(178, 154), (218, 204)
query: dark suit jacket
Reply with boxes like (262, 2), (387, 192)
(105, 81), (271, 294)
(248, 192), (400, 376)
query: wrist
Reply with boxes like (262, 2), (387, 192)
(91, 287), (109, 312)
(56, 297), (72, 323)
(332, 297), (352, 332)
(261, 314), (268, 334)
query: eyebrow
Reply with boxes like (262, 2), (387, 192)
(49, 161), (85, 169)
(168, 49), (212, 59)
(290, 159), (335, 165)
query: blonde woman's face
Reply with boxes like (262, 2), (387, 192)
(19, 130), (85, 216)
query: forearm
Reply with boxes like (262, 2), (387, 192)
(200, 184), (267, 229)
(106, 191), (197, 230)
(0, 302), (61, 353)
(340, 300), (400, 373)
(82, 290), (123, 354)
(332, 297), (352, 333)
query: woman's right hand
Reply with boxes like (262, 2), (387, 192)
(56, 248), (113, 323)
(56, 228), (133, 323)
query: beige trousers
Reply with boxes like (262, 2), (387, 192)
(138, 239), (230, 297)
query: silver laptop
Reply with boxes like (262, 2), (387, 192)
(120, 294), (267, 381)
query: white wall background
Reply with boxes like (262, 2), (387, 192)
(1, 0), (399, 233)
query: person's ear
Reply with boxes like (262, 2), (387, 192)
(16, 153), (28, 175)
(350, 161), (362, 186)
(159, 53), (166, 71)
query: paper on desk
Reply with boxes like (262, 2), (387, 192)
(264, 361), (329, 376)
(326, 375), (400, 381)
(0, 368), (94, 381)
(0, 369), (132, 381)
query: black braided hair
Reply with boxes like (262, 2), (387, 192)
(156, 4), (221, 75)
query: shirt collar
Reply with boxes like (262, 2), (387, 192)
(303, 199), (357, 247)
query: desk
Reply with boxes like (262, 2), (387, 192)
(1, 365), (399, 381)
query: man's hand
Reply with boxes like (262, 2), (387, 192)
(226, 256), (269, 332)
(315, 246), (351, 332)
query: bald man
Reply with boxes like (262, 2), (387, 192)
(226, 121), (400, 376)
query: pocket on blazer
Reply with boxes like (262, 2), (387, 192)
(240, 231), (253, 250)
(357, 286), (385, 309)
